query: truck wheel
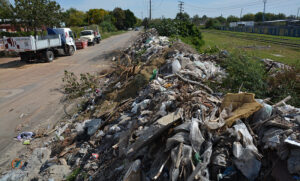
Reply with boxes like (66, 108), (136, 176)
(68, 46), (75, 56)
(20, 52), (29, 62)
(45, 50), (54, 62)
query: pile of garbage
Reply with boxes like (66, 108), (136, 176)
(2, 29), (299, 181)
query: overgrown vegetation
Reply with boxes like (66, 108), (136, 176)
(215, 51), (300, 106)
(220, 52), (267, 97)
(148, 13), (204, 51)
(62, 70), (98, 99)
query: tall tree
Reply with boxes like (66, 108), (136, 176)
(241, 13), (255, 21)
(192, 15), (201, 26)
(14, 0), (62, 34)
(227, 15), (240, 23)
(175, 12), (190, 22)
(112, 8), (125, 30)
(124, 9), (136, 29)
(0, 0), (13, 23)
(65, 8), (86, 26)
(86, 9), (109, 25)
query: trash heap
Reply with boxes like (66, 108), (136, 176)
(2, 29), (299, 181)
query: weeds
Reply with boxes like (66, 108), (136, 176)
(221, 51), (267, 98)
(62, 70), (98, 99)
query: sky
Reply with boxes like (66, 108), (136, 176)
(9, 0), (300, 19)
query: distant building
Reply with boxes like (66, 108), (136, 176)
(229, 21), (255, 28)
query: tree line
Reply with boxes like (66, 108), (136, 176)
(0, 0), (139, 34)
(169, 12), (298, 29)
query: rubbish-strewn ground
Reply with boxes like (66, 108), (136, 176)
(1, 29), (299, 181)
(0, 31), (139, 175)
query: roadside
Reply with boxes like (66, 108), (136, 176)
(201, 30), (300, 66)
(0, 31), (139, 174)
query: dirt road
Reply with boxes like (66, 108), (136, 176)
(0, 31), (138, 171)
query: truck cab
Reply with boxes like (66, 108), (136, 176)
(80, 30), (95, 45)
(80, 25), (101, 46)
(47, 28), (76, 55)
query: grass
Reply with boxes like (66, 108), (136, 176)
(201, 30), (300, 67)
(101, 31), (127, 39)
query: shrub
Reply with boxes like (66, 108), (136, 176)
(62, 70), (98, 99)
(267, 68), (300, 106)
(205, 19), (221, 29)
(221, 52), (267, 97)
(100, 21), (117, 32)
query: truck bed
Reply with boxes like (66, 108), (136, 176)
(3, 35), (62, 52)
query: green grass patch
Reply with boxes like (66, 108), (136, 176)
(201, 31), (300, 67)
(101, 31), (126, 39)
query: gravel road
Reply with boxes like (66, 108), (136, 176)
(0, 31), (139, 171)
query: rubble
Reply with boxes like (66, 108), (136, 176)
(2, 29), (300, 181)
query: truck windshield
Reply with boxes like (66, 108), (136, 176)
(80, 31), (92, 36)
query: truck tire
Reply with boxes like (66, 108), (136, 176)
(20, 52), (29, 62)
(45, 50), (54, 62)
(68, 46), (75, 56)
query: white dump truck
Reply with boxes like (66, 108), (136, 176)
(3, 28), (76, 62)
(80, 25), (101, 46)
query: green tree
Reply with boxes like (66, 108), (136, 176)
(227, 15), (240, 23)
(112, 7), (125, 30)
(65, 8), (86, 26)
(205, 18), (221, 29)
(0, 0), (13, 22)
(86, 9), (109, 25)
(254, 12), (263, 22)
(14, 0), (62, 34)
(241, 13), (255, 21)
(216, 16), (226, 25)
(175, 12), (190, 22)
(124, 9), (136, 29)
(192, 15), (201, 26)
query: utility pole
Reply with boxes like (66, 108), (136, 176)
(263, 0), (267, 22)
(149, 0), (152, 20)
(297, 8), (300, 19)
(178, 1), (184, 19)
(240, 8), (243, 19)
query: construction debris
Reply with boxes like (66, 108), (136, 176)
(1, 29), (299, 181)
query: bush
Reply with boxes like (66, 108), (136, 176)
(221, 52), (267, 97)
(149, 18), (178, 37)
(62, 70), (98, 99)
(267, 68), (300, 107)
(205, 19), (221, 29)
(100, 21), (117, 32)
(149, 18), (204, 50)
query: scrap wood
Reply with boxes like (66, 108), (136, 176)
(126, 109), (183, 157)
(273, 96), (292, 108)
(175, 73), (213, 94)
(252, 114), (277, 130)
